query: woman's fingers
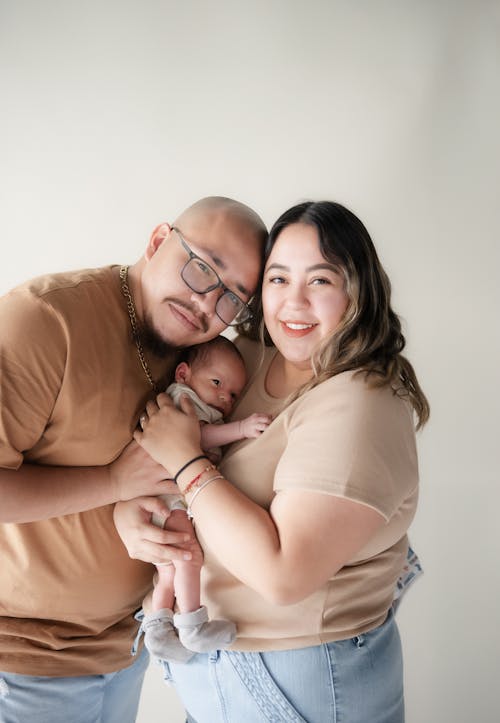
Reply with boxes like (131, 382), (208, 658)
(178, 393), (197, 417)
(156, 392), (172, 407)
(145, 399), (159, 417)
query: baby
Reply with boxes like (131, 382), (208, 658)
(141, 336), (271, 662)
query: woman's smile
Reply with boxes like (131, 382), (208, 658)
(263, 222), (349, 370)
(280, 321), (318, 337)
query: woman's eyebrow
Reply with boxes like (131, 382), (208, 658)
(305, 263), (339, 272)
(265, 262), (338, 272)
(265, 262), (288, 271)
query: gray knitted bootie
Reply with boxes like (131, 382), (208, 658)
(174, 606), (236, 653)
(143, 609), (194, 663)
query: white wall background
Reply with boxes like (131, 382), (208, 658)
(1, 1), (499, 722)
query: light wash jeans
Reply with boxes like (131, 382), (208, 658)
(162, 609), (404, 723)
(0, 644), (149, 723)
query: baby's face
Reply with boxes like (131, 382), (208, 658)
(185, 351), (247, 417)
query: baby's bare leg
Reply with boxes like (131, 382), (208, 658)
(142, 508), (202, 662)
(152, 563), (175, 611)
(167, 509), (203, 612)
(167, 510), (236, 652)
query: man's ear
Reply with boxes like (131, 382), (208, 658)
(145, 223), (171, 261)
(175, 361), (191, 384)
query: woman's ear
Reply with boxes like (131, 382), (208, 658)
(175, 361), (191, 384)
(144, 223), (171, 261)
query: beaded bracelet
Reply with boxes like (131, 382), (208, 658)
(187, 474), (224, 519)
(183, 464), (216, 495)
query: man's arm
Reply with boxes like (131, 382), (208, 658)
(0, 440), (180, 523)
(0, 292), (182, 524)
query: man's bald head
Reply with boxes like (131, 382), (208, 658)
(132, 196), (267, 352)
(174, 196), (267, 247)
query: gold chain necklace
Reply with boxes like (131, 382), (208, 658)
(119, 265), (158, 392)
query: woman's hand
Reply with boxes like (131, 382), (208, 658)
(114, 497), (199, 565)
(134, 392), (203, 474)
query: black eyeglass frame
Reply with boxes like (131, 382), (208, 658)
(172, 226), (253, 326)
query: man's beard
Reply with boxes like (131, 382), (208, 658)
(135, 317), (175, 357)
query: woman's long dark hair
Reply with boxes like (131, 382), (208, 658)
(237, 201), (429, 428)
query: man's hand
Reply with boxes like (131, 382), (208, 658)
(109, 439), (179, 501)
(113, 497), (202, 565)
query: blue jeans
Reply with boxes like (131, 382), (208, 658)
(0, 644), (149, 723)
(162, 609), (404, 723)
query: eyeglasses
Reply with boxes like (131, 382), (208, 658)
(172, 227), (253, 326)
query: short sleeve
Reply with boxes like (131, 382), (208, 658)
(273, 373), (418, 520)
(0, 289), (66, 468)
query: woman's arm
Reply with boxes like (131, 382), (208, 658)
(129, 392), (386, 604)
(187, 482), (384, 604)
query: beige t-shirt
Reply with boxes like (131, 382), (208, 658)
(0, 266), (176, 675)
(198, 337), (419, 650)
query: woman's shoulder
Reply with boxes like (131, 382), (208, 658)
(309, 368), (399, 395)
(294, 369), (413, 422)
(301, 369), (368, 400)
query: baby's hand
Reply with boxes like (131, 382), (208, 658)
(240, 413), (272, 439)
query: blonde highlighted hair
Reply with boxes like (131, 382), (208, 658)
(237, 201), (429, 428)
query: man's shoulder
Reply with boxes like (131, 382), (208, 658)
(0, 266), (123, 340)
(4, 265), (120, 315)
(21, 265), (118, 300)
(0, 266), (122, 353)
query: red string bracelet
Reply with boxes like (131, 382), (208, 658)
(183, 464), (216, 495)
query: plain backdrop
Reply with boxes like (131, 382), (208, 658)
(1, 2), (499, 722)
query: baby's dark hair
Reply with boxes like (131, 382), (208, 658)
(179, 336), (244, 370)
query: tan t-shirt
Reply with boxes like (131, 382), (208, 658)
(0, 266), (176, 675)
(198, 337), (419, 650)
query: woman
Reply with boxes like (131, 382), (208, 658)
(115, 201), (429, 723)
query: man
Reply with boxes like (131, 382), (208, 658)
(0, 197), (267, 723)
